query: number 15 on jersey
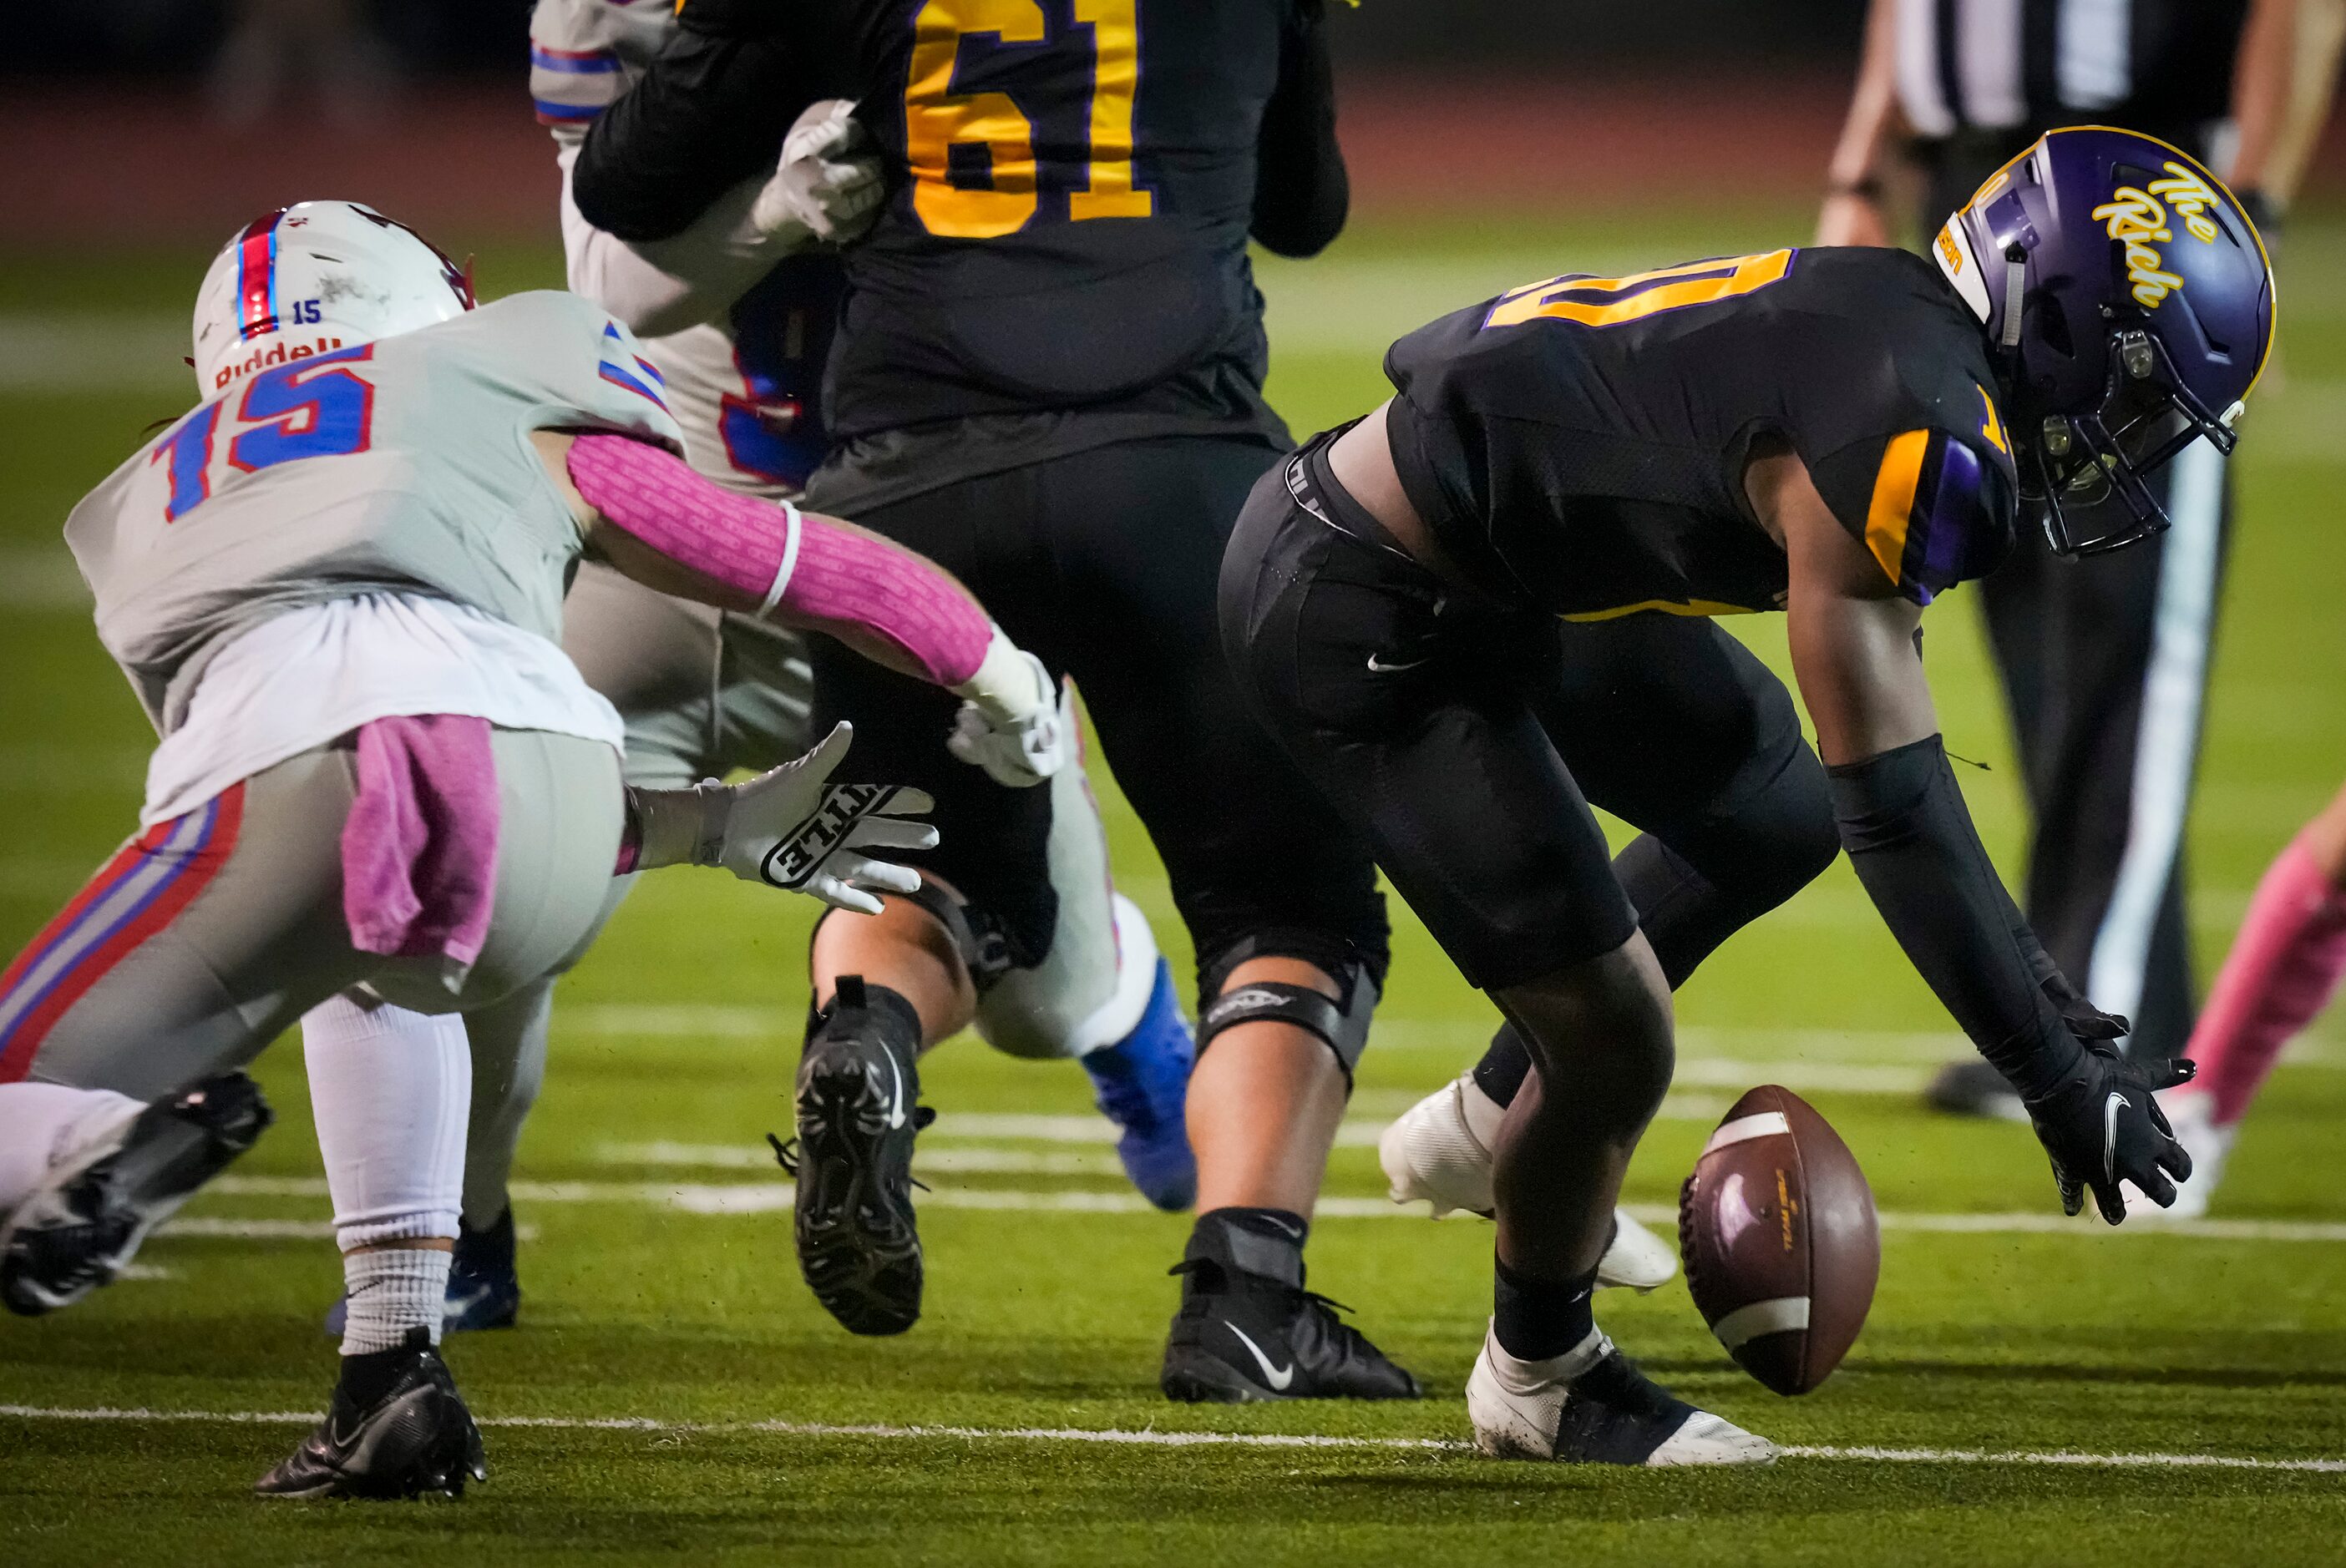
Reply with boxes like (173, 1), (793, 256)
(152, 346), (377, 522)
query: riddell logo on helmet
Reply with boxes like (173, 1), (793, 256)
(2090, 162), (2222, 311)
(215, 335), (347, 391)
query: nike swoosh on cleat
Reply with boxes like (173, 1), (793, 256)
(884, 1054), (906, 1131)
(1365, 652), (1430, 674)
(2103, 1090), (2126, 1186)
(1224, 1322), (1295, 1392)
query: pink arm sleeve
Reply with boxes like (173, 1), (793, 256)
(567, 432), (993, 686)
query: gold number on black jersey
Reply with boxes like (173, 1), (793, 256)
(905, 0), (1154, 240)
(1483, 250), (1795, 331)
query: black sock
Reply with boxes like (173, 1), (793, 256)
(337, 1326), (431, 1409)
(808, 975), (922, 1059)
(1492, 1255), (1597, 1363)
(1183, 1206), (1309, 1289)
(1472, 1025), (1534, 1109)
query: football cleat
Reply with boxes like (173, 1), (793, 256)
(323, 1206), (521, 1338)
(2, 1073), (271, 1317)
(1467, 1323), (1776, 1467)
(1378, 1073), (1679, 1291)
(2124, 1088), (2234, 1219)
(255, 1328), (487, 1500)
(777, 978), (930, 1336)
(1160, 1257), (1422, 1403)
(1081, 958), (1198, 1211)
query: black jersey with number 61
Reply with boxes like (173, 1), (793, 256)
(1382, 245), (2024, 622)
(575, 0), (1341, 453)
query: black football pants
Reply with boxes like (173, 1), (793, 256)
(803, 435), (1391, 1005)
(1220, 442), (1838, 995)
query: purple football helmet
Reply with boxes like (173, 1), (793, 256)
(1931, 126), (2276, 555)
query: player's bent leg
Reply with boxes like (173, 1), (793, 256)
(262, 995), (485, 1500)
(974, 690), (1197, 1208)
(1160, 935), (1418, 1403)
(0, 764), (378, 1313)
(1476, 943), (1771, 1466)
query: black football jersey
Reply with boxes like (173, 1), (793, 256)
(1382, 245), (2021, 620)
(577, 0), (1339, 458)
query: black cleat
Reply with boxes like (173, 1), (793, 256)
(775, 978), (931, 1337)
(1160, 1257), (1423, 1403)
(3, 1073), (272, 1317)
(1467, 1326), (1775, 1465)
(256, 1328), (488, 1500)
(324, 1206), (521, 1338)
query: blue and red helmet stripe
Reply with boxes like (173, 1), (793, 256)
(234, 209), (288, 342)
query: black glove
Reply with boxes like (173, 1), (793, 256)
(2021, 1043), (2196, 1224)
(2039, 969), (2128, 1043)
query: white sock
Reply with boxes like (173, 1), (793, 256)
(301, 994), (469, 1252)
(342, 1244), (453, 1354)
(0, 1083), (145, 1212)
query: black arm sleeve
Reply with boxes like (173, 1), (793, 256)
(1249, 0), (1348, 258)
(573, 26), (813, 244)
(1827, 735), (2084, 1098)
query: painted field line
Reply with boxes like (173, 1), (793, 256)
(181, 1179), (2346, 1240)
(555, 1007), (2346, 1072)
(3, 1404), (2341, 1473)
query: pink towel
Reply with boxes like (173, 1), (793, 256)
(341, 715), (500, 988)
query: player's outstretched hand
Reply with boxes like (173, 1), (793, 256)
(2021, 1043), (2196, 1225)
(947, 650), (1065, 789)
(716, 723), (935, 914)
(754, 98), (884, 246)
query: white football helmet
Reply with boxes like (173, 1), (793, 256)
(191, 200), (474, 397)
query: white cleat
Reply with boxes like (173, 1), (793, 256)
(1467, 1322), (1776, 1467)
(2122, 1088), (2235, 1220)
(1379, 1073), (1680, 1292)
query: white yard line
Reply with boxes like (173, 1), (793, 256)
(1, 1403), (2338, 1472)
(183, 1178), (2346, 1240)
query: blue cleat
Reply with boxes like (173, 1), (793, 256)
(322, 1206), (521, 1337)
(1082, 959), (1198, 1211)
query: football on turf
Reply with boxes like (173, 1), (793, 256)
(1678, 1085), (1879, 1395)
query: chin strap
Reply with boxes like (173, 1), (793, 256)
(1999, 244), (2027, 352)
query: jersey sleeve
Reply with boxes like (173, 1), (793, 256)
(529, 0), (636, 131)
(1810, 425), (2018, 606)
(1250, 0), (1348, 259)
(483, 292), (689, 451)
(573, 23), (813, 244)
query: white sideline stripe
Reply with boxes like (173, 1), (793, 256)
(1, 1404), (2341, 1473)
(1700, 1110), (1790, 1156)
(1710, 1295), (1810, 1350)
(551, 1006), (2346, 1073)
(176, 1181), (2346, 1240)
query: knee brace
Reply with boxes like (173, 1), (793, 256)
(808, 873), (1017, 990)
(1196, 932), (1381, 1080)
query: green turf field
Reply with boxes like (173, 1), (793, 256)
(6, 208), (2346, 1565)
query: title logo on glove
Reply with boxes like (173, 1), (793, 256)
(762, 782), (894, 890)
(2090, 162), (2222, 311)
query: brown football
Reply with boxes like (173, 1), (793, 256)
(1678, 1085), (1880, 1395)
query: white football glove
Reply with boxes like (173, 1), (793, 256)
(632, 723), (935, 914)
(946, 649), (1065, 789)
(752, 98), (884, 246)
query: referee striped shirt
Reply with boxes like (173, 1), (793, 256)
(1894, 0), (2247, 139)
